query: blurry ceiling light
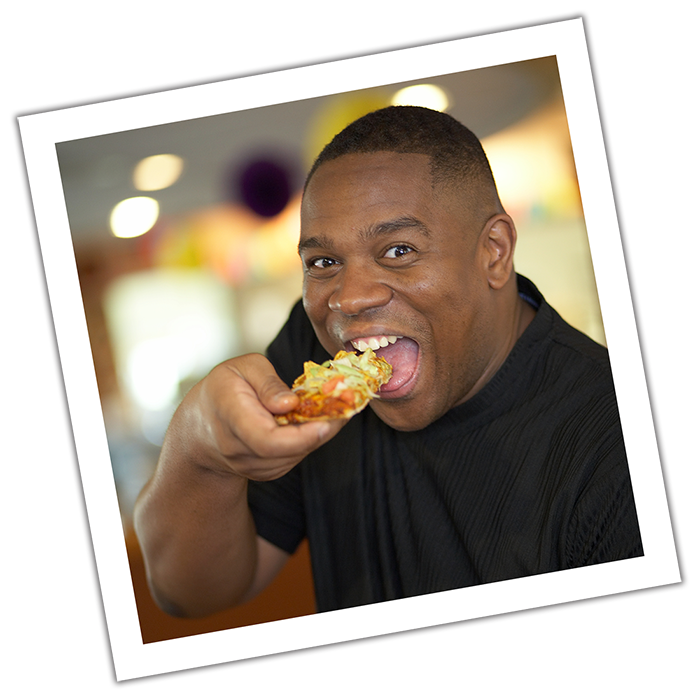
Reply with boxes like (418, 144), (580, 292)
(110, 196), (159, 238)
(133, 153), (184, 191)
(391, 84), (450, 112)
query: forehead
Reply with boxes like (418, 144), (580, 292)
(301, 152), (436, 222)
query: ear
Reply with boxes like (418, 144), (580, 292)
(480, 214), (517, 290)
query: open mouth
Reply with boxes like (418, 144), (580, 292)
(347, 335), (420, 397)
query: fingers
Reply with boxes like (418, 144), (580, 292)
(227, 354), (299, 415)
(227, 384), (344, 459)
(250, 417), (345, 461)
(203, 354), (347, 473)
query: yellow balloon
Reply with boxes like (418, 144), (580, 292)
(304, 89), (392, 169)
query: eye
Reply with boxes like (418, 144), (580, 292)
(383, 244), (415, 259)
(307, 256), (339, 271)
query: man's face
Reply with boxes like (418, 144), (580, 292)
(299, 151), (496, 431)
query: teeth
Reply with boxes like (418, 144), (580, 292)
(352, 335), (401, 352)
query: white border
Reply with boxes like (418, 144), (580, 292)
(18, 18), (679, 681)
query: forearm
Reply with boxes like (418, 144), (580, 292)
(133, 355), (342, 617)
(133, 399), (258, 618)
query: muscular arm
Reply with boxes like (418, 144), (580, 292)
(133, 354), (344, 618)
(134, 451), (273, 618)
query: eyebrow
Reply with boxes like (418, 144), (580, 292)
(298, 216), (430, 254)
(298, 234), (332, 255)
(361, 216), (431, 241)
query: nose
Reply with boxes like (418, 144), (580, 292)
(328, 265), (392, 316)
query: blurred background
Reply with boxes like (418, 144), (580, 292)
(56, 54), (603, 642)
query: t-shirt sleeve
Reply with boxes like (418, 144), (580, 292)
(565, 437), (644, 568)
(248, 468), (306, 554)
(246, 299), (328, 554)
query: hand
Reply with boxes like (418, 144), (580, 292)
(188, 353), (346, 482)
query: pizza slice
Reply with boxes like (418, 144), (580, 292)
(275, 348), (393, 425)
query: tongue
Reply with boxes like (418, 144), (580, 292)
(375, 338), (419, 392)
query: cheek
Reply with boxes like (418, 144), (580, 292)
(406, 256), (473, 299)
(422, 285), (485, 380)
(302, 288), (337, 352)
(404, 270), (476, 336)
(302, 280), (327, 319)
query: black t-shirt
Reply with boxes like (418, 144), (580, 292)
(248, 276), (643, 612)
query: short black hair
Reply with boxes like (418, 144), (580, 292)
(304, 105), (503, 213)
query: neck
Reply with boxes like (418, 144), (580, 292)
(516, 293), (537, 337)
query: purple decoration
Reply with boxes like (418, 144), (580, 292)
(232, 155), (294, 218)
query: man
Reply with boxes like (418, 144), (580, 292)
(134, 106), (643, 618)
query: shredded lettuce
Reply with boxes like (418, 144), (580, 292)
(295, 349), (392, 397)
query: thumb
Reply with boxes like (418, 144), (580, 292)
(234, 354), (299, 414)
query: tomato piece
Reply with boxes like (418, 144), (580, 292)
(339, 389), (356, 405)
(322, 375), (343, 394)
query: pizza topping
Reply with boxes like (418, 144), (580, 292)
(275, 348), (393, 424)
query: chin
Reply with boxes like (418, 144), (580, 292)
(370, 401), (437, 432)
